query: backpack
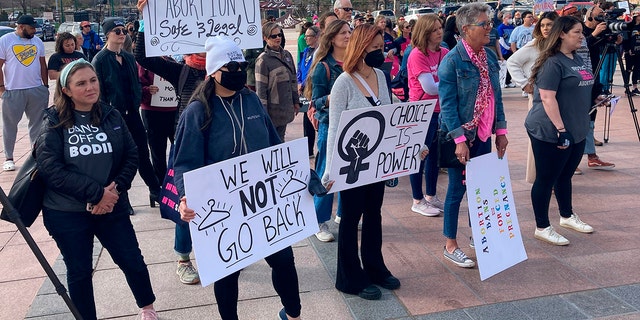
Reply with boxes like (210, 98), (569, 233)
(307, 61), (330, 131)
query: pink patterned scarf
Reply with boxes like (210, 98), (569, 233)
(460, 39), (491, 131)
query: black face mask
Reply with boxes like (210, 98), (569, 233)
(218, 70), (247, 92)
(364, 49), (385, 68)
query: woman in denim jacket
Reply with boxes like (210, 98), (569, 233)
(303, 19), (351, 241)
(438, 3), (509, 268)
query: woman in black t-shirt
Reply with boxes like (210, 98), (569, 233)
(47, 32), (86, 81)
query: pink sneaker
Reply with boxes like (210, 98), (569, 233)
(139, 308), (158, 320)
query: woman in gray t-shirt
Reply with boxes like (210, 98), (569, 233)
(525, 16), (595, 247)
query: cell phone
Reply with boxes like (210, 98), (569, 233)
(86, 203), (94, 212)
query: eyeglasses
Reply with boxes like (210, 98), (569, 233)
(82, 25), (91, 29)
(268, 33), (282, 39)
(468, 21), (493, 29)
(340, 7), (353, 12)
(112, 28), (127, 35)
(304, 33), (317, 38)
(223, 61), (249, 72)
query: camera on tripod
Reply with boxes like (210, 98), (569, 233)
(594, 8), (628, 42)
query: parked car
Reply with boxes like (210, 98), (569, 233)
(56, 22), (104, 42)
(404, 7), (435, 22)
(372, 10), (396, 23)
(34, 17), (55, 41)
(0, 26), (14, 38)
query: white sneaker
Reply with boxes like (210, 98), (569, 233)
(411, 199), (440, 216)
(560, 214), (594, 233)
(425, 195), (444, 212)
(176, 260), (200, 284)
(334, 215), (341, 224)
(3, 160), (15, 171)
(315, 222), (335, 242)
(522, 91), (529, 97)
(534, 226), (570, 246)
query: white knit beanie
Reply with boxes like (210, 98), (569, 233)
(205, 36), (247, 76)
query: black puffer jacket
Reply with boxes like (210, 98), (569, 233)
(35, 104), (138, 211)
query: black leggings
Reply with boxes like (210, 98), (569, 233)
(529, 134), (586, 229)
(213, 246), (301, 319)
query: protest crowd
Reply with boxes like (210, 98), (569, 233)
(1, 0), (634, 318)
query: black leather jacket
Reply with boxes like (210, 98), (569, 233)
(35, 104), (138, 211)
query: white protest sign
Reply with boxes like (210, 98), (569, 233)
(466, 153), (528, 281)
(150, 74), (177, 107)
(183, 138), (318, 286)
(327, 100), (436, 193)
(142, 0), (263, 57)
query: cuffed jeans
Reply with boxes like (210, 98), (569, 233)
(529, 134), (586, 228)
(336, 181), (391, 294)
(314, 122), (342, 222)
(43, 207), (155, 320)
(409, 112), (440, 199)
(443, 138), (492, 239)
(174, 222), (192, 256)
(214, 246), (301, 319)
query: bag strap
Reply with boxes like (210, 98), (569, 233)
(351, 72), (381, 105)
(321, 61), (330, 82)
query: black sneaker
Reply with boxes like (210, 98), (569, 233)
(374, 275), (401, 290)
(632, 88), (640, 96)
(358, 284), (382, 300)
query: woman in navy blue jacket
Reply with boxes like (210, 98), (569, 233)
(174, 36), (302, 320)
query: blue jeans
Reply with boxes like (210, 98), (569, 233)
(314, 122), (342, 222)
(43, 207), (155, 320)
(409, 112), (440, 199)
(584, 121), (596, 155)
(174, 222), (192, 256)
(443, 138), (492, 239)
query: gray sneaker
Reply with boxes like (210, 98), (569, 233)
(176, 260), (200, 284)
(411, 199), (440, 216)
(315, 222), (335, 242)
(425, 195), (444, 212)
(443, 246), (475, 268)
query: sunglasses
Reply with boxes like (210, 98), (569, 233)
(112, 28), (127, 35)
(341, 7), (353, 12)
(128, 27), (135, 32)
(304, 33), (317, 38)
(223, 61), (249, 72)
(268, 33), (282, 39)
(468, 21), (493, 29)
(82, 25), (91, 28)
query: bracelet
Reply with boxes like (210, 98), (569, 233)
(556, 127), (565, 132)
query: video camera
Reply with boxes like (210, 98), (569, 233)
(594, 8), (628, 41)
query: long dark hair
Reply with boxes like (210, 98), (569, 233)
(188, 76), (217, 131)
(529, 16), (582, 84)
(54, 62), (102, 129)
(303, 19), (350, 99)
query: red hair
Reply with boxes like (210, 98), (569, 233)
(342, 24), (383, 74)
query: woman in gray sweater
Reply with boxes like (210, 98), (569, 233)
(323, 24), (400, 301)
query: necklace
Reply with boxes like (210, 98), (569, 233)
(361, 67), (374, 79)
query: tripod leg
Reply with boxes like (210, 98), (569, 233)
(0, 187), (84, 319)
(615, 49), (640, 142)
